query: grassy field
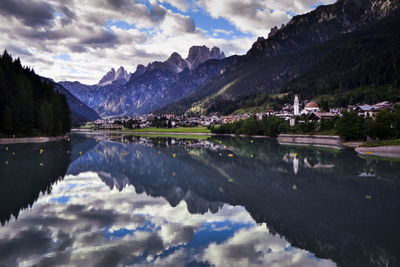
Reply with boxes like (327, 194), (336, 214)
(361, 139), (400, 147)
(123, 133), (210, 140)
(120, 127), (210, 133)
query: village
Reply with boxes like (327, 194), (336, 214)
(81, 95), (399, 130)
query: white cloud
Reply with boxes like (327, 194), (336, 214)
(0, 0), (335, 84)
(203, 224), (336, 267)
(0, 171), (335, 266)
(198, 0), (336, 37)
(158, 0), (190, 12)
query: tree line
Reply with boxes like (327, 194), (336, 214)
(210, 108), (400, 141)
(0, 51), (71, 137)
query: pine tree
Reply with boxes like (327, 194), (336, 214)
(2, 105), (12, 134)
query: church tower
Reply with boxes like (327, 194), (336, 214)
(294, 94), (299, 116)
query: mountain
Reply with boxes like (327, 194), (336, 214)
(61, 45), (230, 116)
(51, 81), (100, 123)
(98, 66), (131, 86)
(187, 46), (225, 69)
(160, 0), (400, 115)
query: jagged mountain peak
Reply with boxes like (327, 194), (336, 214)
(98, 66), (131, 86)
(166, 52), (188, 72)
(210, 46), (226, 59)
(132, 64), (146, 77)
(186, 45), (225, 69)
(98, 68), (115, 84)
(115, 66), (130, 81)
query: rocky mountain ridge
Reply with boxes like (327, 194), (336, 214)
(98, 66), (131, 86)
(61, 45), (229, 116)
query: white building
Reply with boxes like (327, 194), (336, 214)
(294, 94), (299, 116)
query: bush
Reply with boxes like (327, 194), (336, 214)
(210, 116), (288, 137)
(335, 111), (365, 141)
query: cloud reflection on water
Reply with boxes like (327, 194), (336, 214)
(0, 171), (333, 267)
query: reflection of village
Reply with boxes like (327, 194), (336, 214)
(84, 133), (233, 151)
(79, 94), (397, 129)
(282, 150), (377, 178)
(82, 133), (380, 179)
(283, 152), (335, 175)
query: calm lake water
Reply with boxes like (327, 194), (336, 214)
(1, 134), (400, 267)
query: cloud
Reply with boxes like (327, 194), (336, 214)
(202, 224), (336, 267)
(159, 0), (190, 12)
(0, 0), (334, 84)
(0, 0), (55, 26)
(198, 0), (335, 36)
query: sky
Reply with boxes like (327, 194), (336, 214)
(0, 0), (335, 84)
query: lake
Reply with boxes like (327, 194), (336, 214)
(1, 134), (400, 267)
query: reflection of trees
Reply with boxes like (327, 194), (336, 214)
(69, 136), (400, 267)
(0, 141), (72, 225)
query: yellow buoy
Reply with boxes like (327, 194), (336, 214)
(158, 141), (161, 144)
(40, 149), (44, 154)
(12, 152), (15, 155)
(12, 135), (15, 138)
(5, 161), (8, 165)
(219, 141), (222, 144)
(251, 140), (254, 143)
(40, 162), (44, 166)
(172, 172), (176, 176)
(122, 152), (127, 156)
(228, 154), (233, 157)
(293, 153), (297, 158)
(219, 153), (222, 156)
(158, 151), (161, 154)
(67, 150), (70, 154)
(365, 195), (372, 199)
(172, 153), (176, 158)
(5, 146), (8, 151)
(79, 151), (83, 155)
(188, 141), (191, 144)
(283, 139), (287, 142)
(292, 184), (297, 190)
(67, 138), (70, 142)
(228, 178), (233, 182)
(250, 154), (254, 158)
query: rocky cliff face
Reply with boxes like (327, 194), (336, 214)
(61, 45), (230, 116)
(187, 46), (225, 69)
(98, 66), (131, 86)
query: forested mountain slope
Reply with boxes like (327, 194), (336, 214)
(159, 0), (400, 115)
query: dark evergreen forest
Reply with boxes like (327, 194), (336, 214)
(0, 51), (71, 137)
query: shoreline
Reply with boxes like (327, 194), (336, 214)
(73, 129), (400, 158)
(0, 135), (68, 144)
(355, 146), (400, 158)
(277, 134), (343, 149)
(73, 130), (272, 139)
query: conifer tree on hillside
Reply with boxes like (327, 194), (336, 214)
(0, 50), (71, 137)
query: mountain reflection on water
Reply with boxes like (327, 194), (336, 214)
(1, 134), (400, 267)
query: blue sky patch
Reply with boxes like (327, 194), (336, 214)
(50, 195), (71, 204)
